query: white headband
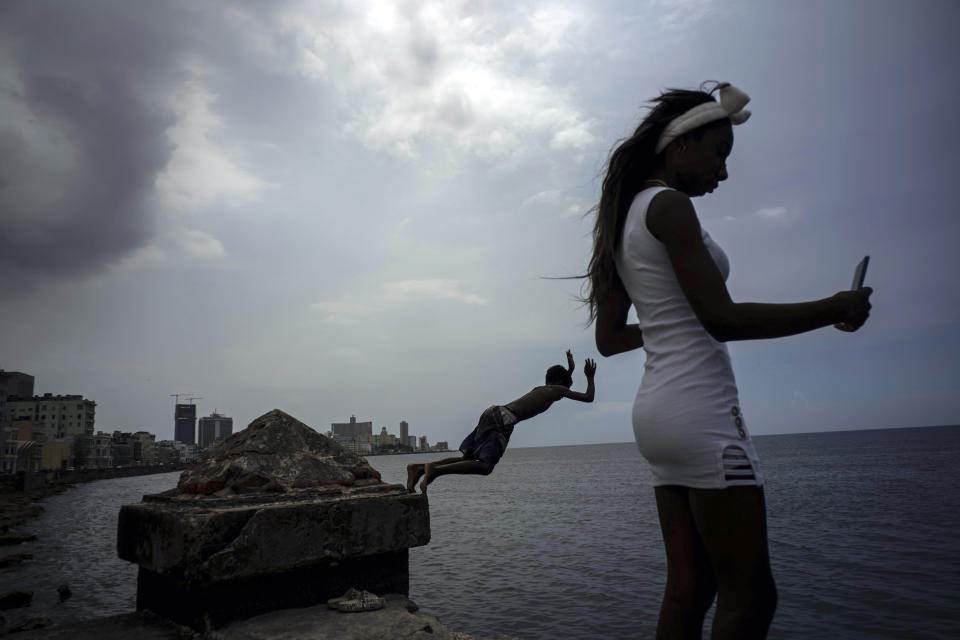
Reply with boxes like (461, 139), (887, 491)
(654, 83), (751, 154)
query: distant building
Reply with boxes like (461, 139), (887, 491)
(0, 371), (35, 400)
(111, 430), (153, 467)
(0, 372), (36, 473)
(418, 435), (428, 451)
(133, 431), (157, 465)
(174, 404), (197, 444)
(92, 432), (114, 469)
(4, 393), (96, 442)
(198, 412), (233, 449)
(339, 440), (372, 455)
(331, 416), (373, 440)
(177, 442), (199, 463)
(0, 371), (34, 442)
(42, 440), (71, 470)
(329, 433), (354, 445)
(372, 426), (398, 448)
(71, 433), (94, 469)
(434, 441), (449, 451)
(112, 441), (134, 467)
(157, 439), (198, 464)
(154, 440), (181, 465)
(2, 393), (95, 471)
(0, 420), (44, 472)
(407, 435), (417, 448)
(399, 420), (408, 446)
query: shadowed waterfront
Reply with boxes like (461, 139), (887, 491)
(3, 426), (958, 638)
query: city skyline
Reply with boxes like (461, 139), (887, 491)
(3, 369), (446, 446)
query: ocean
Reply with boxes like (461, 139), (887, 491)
(2, 425), (958, 639)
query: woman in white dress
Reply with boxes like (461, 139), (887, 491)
(587, 82), (872, 639)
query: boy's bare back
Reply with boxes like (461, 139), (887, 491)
(505, 356), (596, 421)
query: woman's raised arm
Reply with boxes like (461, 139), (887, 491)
(648, 190), (872, 342)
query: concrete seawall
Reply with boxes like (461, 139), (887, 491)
(6, 597), (523, 639)
(2, 464), (187, 493)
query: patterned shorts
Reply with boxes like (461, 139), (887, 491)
(458, 405), (518, 467)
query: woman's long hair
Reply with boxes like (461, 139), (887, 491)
(584, 85), (723, 325)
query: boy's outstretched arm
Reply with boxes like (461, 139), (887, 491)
(560, 358), (596, 402)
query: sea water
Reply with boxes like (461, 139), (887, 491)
(2, 425), (958, 639)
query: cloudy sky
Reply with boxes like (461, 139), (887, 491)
(1, 0), (958, 448)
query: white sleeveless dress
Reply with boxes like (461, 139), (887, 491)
(616, 187), (763, 488)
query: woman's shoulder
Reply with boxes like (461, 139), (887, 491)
(646, 189), (701, 243)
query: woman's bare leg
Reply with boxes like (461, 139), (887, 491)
(688, 486), (777, 639)
(655, 485), (718, 640)
(419, 459), (492, 495)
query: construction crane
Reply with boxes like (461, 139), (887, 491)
(184, 396), (203, 406)
(170, 393), (194, 405)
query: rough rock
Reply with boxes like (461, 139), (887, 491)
(117, 409), (429, 630)
(0, 482), (71, 533)
(0, 553), (32, 568)
(118, 482), (429, 582)
(0, 531), (37, 546)
(5, 600), (523, 640)
(3, 611), (194, 639)
(177, 409), (381, 495)
(0, 590), (32, 610)
(9, 617), (52, 633)
(212, 594), (522, 640)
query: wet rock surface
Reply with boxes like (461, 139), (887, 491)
(0, 552), (33, 568)
(7, 611), (194, 640)
(8, 598), (523, 640)
(0, 482), (71, 537)
(0, 590), (33, 610)
(218, 594), (523, 640)
(0, 531), (37, 546)
(9, 616), (52, 633)
(177, 409), (381, 495)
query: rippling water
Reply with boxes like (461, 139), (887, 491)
(2, 426), (958, 639)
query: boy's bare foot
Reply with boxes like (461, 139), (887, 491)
(406, 464), (425, 493)
(419, 462), (439, 495)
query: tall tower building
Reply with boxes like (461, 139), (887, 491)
(399, 420), (408, 446)
(198, 412), (233, 449)
(0, 371), (35, 400)
(174, 404), (197, 444)
(0, 370), (34, 439)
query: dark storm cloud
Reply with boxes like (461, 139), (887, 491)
(0, 73), (173, 279)
(0, 1), (188, 281)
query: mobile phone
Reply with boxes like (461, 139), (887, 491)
(851, 256), (869, 290)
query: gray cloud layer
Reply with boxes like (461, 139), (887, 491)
(1, 0), (957, 442)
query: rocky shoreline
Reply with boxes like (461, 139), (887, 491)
(0, 481), (70, 635)
(5, 595), (521, 639)
(0, 468), (184, 635)
(0, 482), (71, 537)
